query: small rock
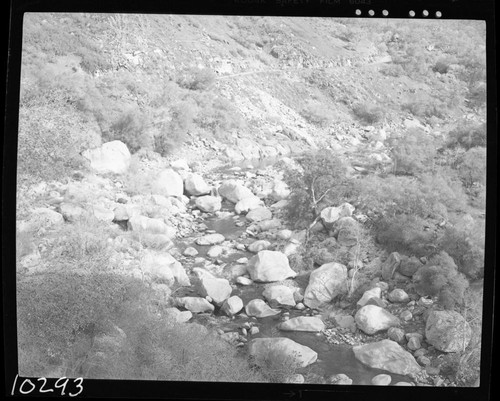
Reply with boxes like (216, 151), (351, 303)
(328, 373), (353, 385)
(388, 289), (410, 303)
(183, 247), (198, 257)
(371, 374), (392, 385)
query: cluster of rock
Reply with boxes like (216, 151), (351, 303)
(17, 140), (474, 387)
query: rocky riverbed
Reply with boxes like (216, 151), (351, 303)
(16, 140), (474, 386)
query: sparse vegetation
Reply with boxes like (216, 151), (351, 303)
(14, 13), (487, 387)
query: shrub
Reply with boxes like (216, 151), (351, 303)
(432, 57), (456, 74)
(446, 122), (486, 150)
(17, 104), (101, 183)
(153, 102), (195, 156)
(389, 128), (437, 176)
(380, 64), (405, 77)
(194, 95), (246, 137)
(46, 215), (114, 272)
(440, 223), (485, 279)
(176, 67), (216, 91)
(453, 147), (487, 189)
(352, 103), (384, 125)
(375, 215), (436, 257)
(300, 102), (332, 128)
(402, 98), (446, 120)
(106, 107), (152, 153)
(455, 287), (483, 386)
(17, 271), (149, 377)
(413, 251), (469, 308)
(251, 348), (302, 383)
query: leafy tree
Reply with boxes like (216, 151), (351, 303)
(281, 149), (350, 231)
(453, 147), (487, 189)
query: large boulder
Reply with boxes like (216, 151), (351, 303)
(425, 310), (472, 352)
(184, 173), (211, 196)
(353, 339), (422, 376)
(246, 207), (272, 222)
(303, 262), (348, 309)
(279, 316), (325, 332)
(218, 180), (254, 203)
(165, 307), (193, 323)
(248, 338), (318, 368)
(142, 251), (190, 286)
(221, 296), (244, 316)
(193, 269), (232, 305)
(82, 140), (131, 174)
(334, 216), (359, 246)
(176, 297), (215, 313)
(128, 215), (176, 237)
(195, 196), (222, 213)
(355, 305), (400, 335)
(247, 251), (296, 282)
(262, 285), (296, 307)
(151, 169), (184, 197)
(245, 299), (280, 318)
(320, 203), (355, 230)
(234, 196), (263, 214)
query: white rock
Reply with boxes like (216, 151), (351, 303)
(218, 180), (254, 203)
(279, 316), (325, 332)
(262, 285), (296, 307)
(195, 196), (222, 213)
(246, 207), (272, 222)
(193, 269), (232, 305)
(245, 299), (280, 318)
(371, 374), (392, 385)
(151, 169), (184, 197)
(221, 296), (244, 316)
(354, 305), (400, 335)
(234, 196), (263, 214)
(184, 173), (211, 196)
(303, 262), (348, 309)
(248, 337), (318, 368)
(82, 140), (131, 174)
(353, 339), (421, 376)
(247, 251), (296, 282)
(425, 310), (471, 352)
(357, 287), (382, 307)
(195, 233), (226, 246)
(176, 297), (215, 313)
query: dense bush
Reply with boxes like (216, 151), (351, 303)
(176, 67), (216, 91)
(106, 107), (152, 153)
(401, 98), (446, 120)
(375, 215), (436, 257)
(388, 128), (437, 176)
(300, 102), (332, 128)
(17, 270), (149, 377)
(440, 223), (485, 279)
(379, 63), (405, 77)
(453, 147), (487, 189)
(351, 103), (384, 125)
(446, 122), (486, 150)
(17, 104), (101, 182)
(413, 251), (469, 309)
(153, 102), (195, 156)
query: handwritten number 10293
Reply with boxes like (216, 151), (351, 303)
(11, 375), (84, 396)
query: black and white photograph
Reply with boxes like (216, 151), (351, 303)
(7, 1), (494, 396)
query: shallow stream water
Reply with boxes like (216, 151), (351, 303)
(182, 158), (413, 385)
